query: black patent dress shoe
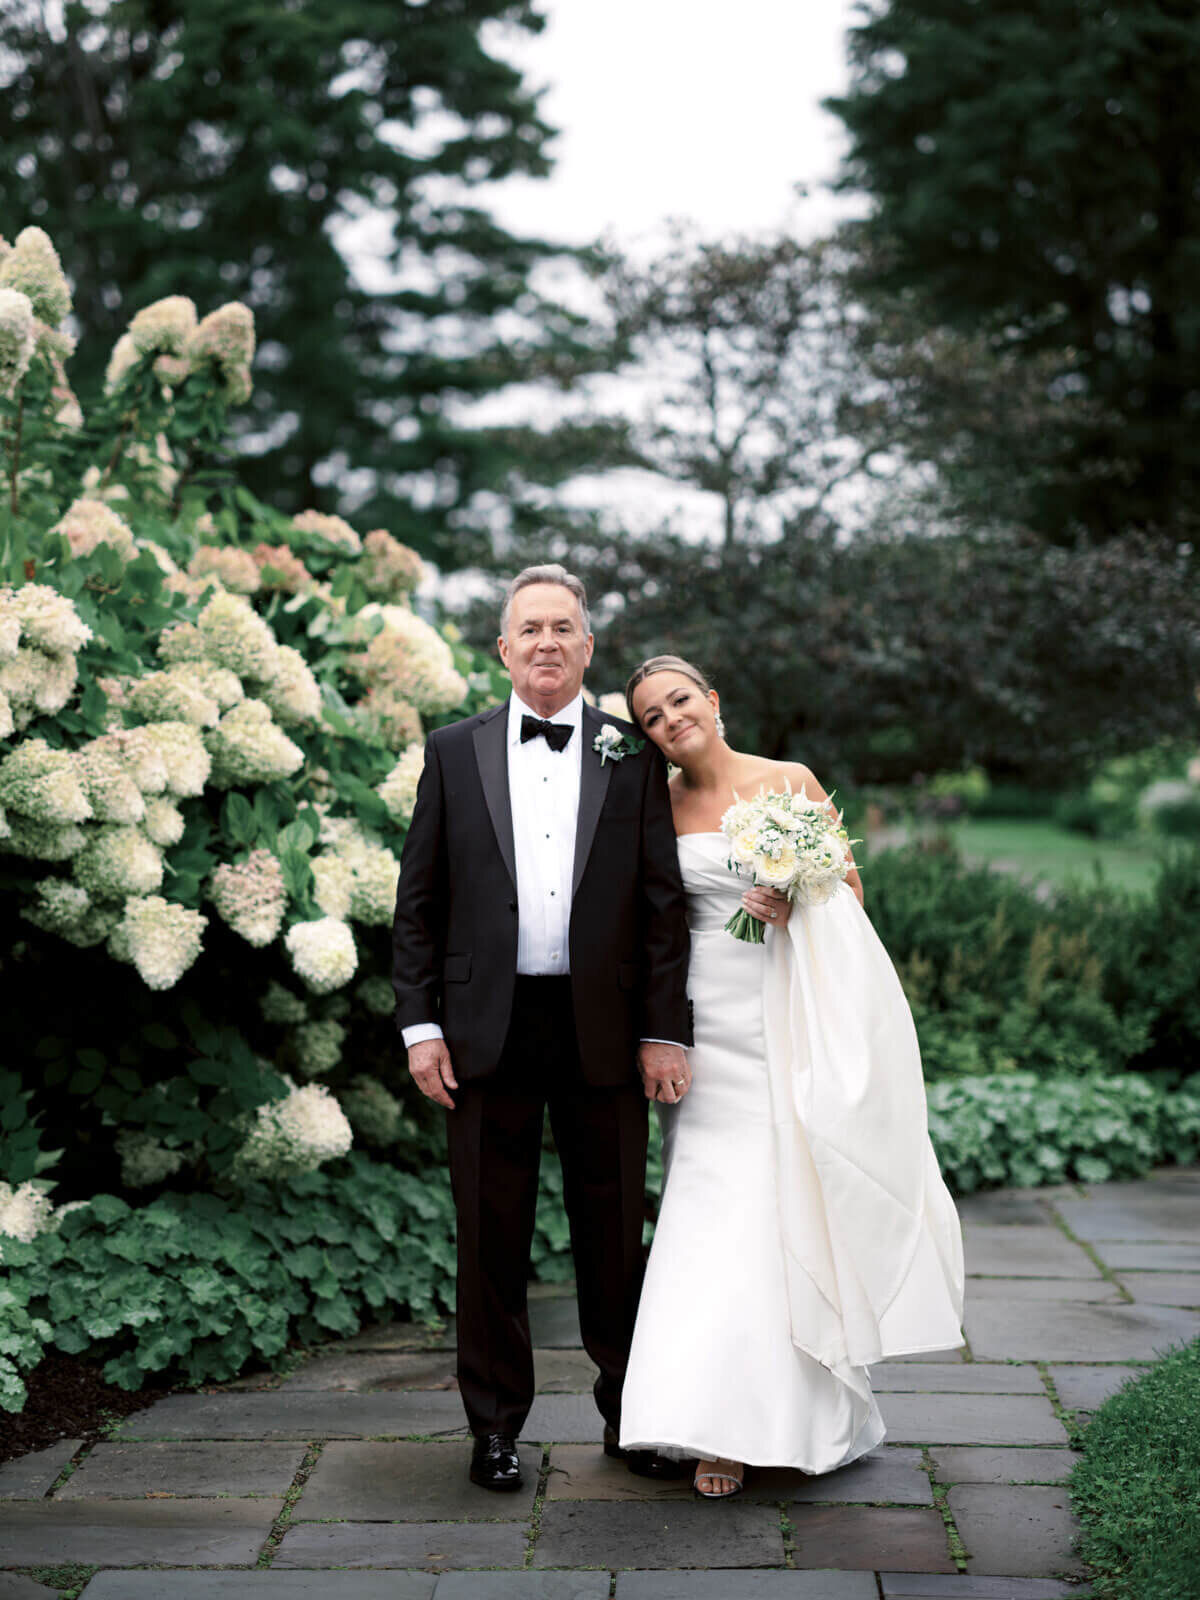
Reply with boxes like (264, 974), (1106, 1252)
(469, 1431), (523, 1492)
(603, 1422), (689, 1480)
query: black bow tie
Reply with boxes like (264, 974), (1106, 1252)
(520, 714), (573, 752)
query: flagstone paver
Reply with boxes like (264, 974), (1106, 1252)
(59, 1441), (307, 1499)
(879, 1578), (1087, 1597)
(278, 1352), (460, 1392)
(1089, 1240), (1200, 1270)
(1054, 1190), (1199, 1243)
(949, 1485), (1084, 1578)
(116, 1391), (469, 1440)
(867, 1364), (1043, 1394)
(435, 1578), (610, 1600)
(960, 1227), (1100, 1279)
(0, 1577), (75, 1600)
(83, 1578), (438, 1598)
(341, 1320), (456, 1353)
(930, 1449), (1079, 1485)
(274, 1521), (526, 1570)
(0, 1438), (79, 1498)
(615, 1574), (878, 1598)
(531, 1351), (600, 1392)
(531, 1502), (785, 1568)
(527, 1298), (583, 1348)
(787, 1507), (955, 1572)
(954, 1189), (1081, 1226)
(964, 1298), (1200, 1361)
(299, 1442), (541, 1520)
(1110, 1270), (1200, 1305)
(544, 1444), (931, 1505)
(876, 1394), (1067, 1446)
(522, 1395), (605, 1442)
(1045, 1365), (1143, 1412)
(0, 1498), (281, 1566)
(963, 1278), (1120, 1303)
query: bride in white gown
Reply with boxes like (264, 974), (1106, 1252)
(618, 656), (965, 1498)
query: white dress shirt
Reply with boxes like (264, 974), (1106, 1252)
(401, 692), (681, 1051)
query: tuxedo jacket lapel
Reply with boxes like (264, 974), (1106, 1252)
(573, 704), (613, 898)
(473, 703), (517, 892)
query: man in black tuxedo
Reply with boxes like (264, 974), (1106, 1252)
(392, 564), (692, 1491)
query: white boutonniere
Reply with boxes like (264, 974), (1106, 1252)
(593, 724), (645, 765)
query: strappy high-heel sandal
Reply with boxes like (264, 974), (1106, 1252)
(693, 1457), (745, 1499)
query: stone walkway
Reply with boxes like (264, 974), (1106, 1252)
(3, 1168), (1199, 1599)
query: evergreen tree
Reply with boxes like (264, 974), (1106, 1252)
(827, 0), (1200, 538)
(0, 0), (600, 555)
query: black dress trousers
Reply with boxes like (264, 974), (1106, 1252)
(445, 975), (649, 1439)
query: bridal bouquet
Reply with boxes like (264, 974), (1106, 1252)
(720, 785), (857, 943)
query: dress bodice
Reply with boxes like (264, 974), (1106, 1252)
(677, 833), (745, 932)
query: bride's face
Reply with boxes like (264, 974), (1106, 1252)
(632, 671), (720, 761)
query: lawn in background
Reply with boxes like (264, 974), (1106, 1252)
(946, 818), (1160, 896)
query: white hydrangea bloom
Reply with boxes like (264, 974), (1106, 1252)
(21, 876), (91, 936)
(233, 1080), (352, 1180)
(0, 593), (21, 661)
(0, 287), (36, 396)
(291, 509), (362, 554)
(105, 331), (140, 391)
(360, 529), (425, 599)
(310, 852), (354, 920)
(187, 545), (261, 595)
(128, 295), (197, 356)
(94, 726), (170, 796)
(205, 699), (304, 789)
(348, 845), (400, 927)
(292, 1018), (346, 1078)
(257, 644), (321, 725)
(0, 645), (78, 722)
(356, 974), (395, 1017)
(141, 796), (185, 847)
(260, 980), (309, 1025)
(377, 743), (425, 826)
(209, 848), (288, 946)
(6, 584), (92, 654)
(285, 916), (357, 994)
(188, 661), (244, 711)
(75, 739), (147, 824)
(338, 1075), (405, 1147)
(0, 738), (92, 824)
(129, 667), (221, 728)
(139, 722), (211, 797)
(197, 590), (279, 678)
(136, 540), (179, 576)
(188, 302), (255, 403)
(50, 498), (137, 563)
(0, 1180), (59, 1243)
(115, 1129), (186, 1188)
(157, 622), (206, 664)
(75, 825), (164, 900)
(0, 228), (71, 325)
(115, 895), (207, 990)
(351, 604), (467, 715)
(1, 814), (87, 861)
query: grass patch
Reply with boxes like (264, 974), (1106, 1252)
(945, 818), (1160, 896)
(1069, 1337), (1200, 1598)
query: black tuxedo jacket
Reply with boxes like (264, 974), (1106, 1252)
(391, 699), (692, 1086)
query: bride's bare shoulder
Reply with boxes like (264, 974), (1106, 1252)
(758, 758), (828, 800)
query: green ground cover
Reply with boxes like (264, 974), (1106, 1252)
(1070, 1337), (1200, 1599)
(945, 818), (1160, 896)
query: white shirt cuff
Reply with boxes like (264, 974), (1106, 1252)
(640, 1037), (687, 1049)
(402, 1022), (445, 1049)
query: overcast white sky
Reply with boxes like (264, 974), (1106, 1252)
(483, 0), (862, 250)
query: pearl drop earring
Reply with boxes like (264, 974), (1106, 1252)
(714, 711), (726, 739)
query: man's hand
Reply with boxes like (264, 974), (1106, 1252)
(408, 1037), (458, 1110)
(637, 1041), (690, 1105)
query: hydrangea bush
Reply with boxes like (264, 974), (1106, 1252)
(0, 226), (508, 1409)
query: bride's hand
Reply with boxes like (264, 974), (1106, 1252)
(741, 887), (790, 928)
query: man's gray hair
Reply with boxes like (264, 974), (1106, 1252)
(500, 564), (590, 637)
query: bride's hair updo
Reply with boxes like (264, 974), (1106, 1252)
(625, 655), (714, 727)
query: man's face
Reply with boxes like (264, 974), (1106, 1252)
(498, 582), (594, 713)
